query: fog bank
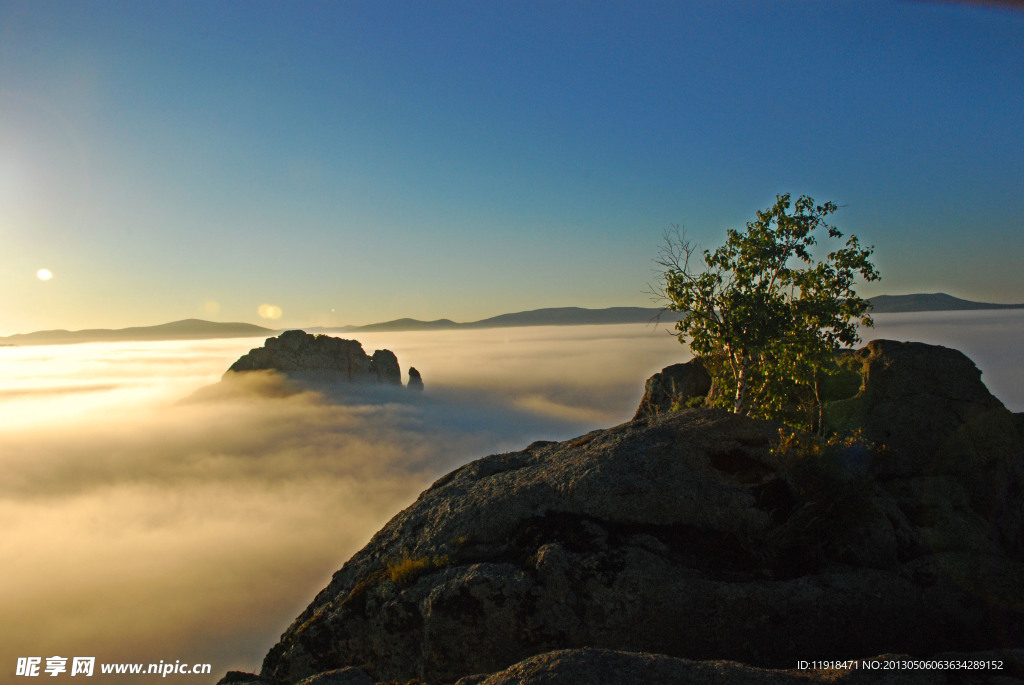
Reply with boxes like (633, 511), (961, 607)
(1, 315), (1020, 681)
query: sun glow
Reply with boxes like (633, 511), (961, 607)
(36, 268), (52, 281)
(258, 303), (283, 320)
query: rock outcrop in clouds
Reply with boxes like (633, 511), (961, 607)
(227, 330), (422, 391)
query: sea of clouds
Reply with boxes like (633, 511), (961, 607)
(1, 312), (1021, 681)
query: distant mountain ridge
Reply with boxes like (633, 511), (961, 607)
(0, 319), (276, 346)
(324, 295), (1024, 333)
(469, 306), (671, 328)
(324, 306), (676, 333)
(339, 317), (461, 332)
(3, 294), (1022, 345)
(867, 292), (1024, 313)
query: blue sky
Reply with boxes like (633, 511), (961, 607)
(1, 0), (1022, 333)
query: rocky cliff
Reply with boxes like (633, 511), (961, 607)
(220, 340), (1024, 685)
(227, 330), (422, 390)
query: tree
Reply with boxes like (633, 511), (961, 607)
(656, 193), (880, 432)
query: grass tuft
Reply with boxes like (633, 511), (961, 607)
(386, 554), (451, 587)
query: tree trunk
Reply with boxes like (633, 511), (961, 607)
(733, 362), (748, 414)
(813, 372), (824, 436)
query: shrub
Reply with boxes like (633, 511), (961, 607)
(766, 429), (887, 570)
(386, 554), (451, 587)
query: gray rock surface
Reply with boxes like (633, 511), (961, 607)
(454, 648), (1024, 685)
(633, 359), (711, 419)
(826, 339), (1024, 557)
(216, 673), (272, 685)
(408, 367), (424, 392)
(369, 350), (401, 385)
(295, 667), (373, 685)
(226, 331), (405, 387)
(227, 340), (1024, 685)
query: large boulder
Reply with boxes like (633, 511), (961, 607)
(826, 340), (1024, 558)
(227, 331), (405, 387)
(633, 359), (711, 419)
(224, 340), (1024, 685)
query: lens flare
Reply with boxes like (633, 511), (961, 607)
(258, 304), (283, 320)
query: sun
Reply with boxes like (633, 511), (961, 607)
(36, 268), (53, 281)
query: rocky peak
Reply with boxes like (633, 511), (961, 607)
(227, 331), (416, 389)
(407, 367), (424, 392)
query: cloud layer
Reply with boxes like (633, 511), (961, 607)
(0, 325), (686, 681)
(1, 315), (1020, 681)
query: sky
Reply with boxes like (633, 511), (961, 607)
(1, 0), (1022, 335)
